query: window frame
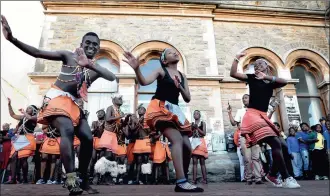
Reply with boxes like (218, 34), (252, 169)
(291, 65), (326, 125)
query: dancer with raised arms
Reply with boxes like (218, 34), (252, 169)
(123, 48), (203, 192)
(1, 15), (117, 195)
(230, 52), (300, 188)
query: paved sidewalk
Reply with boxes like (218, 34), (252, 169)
(1, 181), (329, 196)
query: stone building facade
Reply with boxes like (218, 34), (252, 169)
(27, 1), (330, 156)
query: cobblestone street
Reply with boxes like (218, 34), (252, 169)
(1, 181), (329, 196)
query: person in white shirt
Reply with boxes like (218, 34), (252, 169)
(228, 94), (264, 184)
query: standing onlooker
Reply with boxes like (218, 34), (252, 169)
(320, 118), (330, 157)
(274, 122), (287, 140)
(286, 127), (302, 179)
(311, 124), (329, 180)
(325, 120), (330, 162)
(0, 123), (12, 172)
(296, 123), (311, 179)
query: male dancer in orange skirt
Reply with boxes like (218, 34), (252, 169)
(151, 133), (172, 184)
(1, 15), (117, 194)
(90, 109), (105, 184)
(5, 98), (38, 184)
(132, 105), (152, 184)
(95, 95), (129, 184)
(191, 110), (208, 184)
(124, 48), (203, 192)
(36, 125), (61, 184)
(230, 52), (300, 188)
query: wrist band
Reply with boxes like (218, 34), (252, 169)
(272, 76), (276, 83)
(234, 57), (240, 62)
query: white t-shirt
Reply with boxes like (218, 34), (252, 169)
(234, 108), (247, 147)
(234, 108), (247, 123)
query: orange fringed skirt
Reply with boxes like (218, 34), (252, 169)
(93, 137), (101, 150)
(192, 138), (208, 159)
(115, 144), (127, 157)
(151, 141), (172, 164)
(133, 138), (151, 154)
(127, 142), (135, 164)
(39, 137), (61, 155)
(241, 108), (279, 148)
(144, 99), (191, 136)
(38, 85), (81, 127)
(99, 130), (118, 152)
(10, 134), (36, 159)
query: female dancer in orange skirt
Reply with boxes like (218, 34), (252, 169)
(191, 110), (208, 184)
(5, 98), (37, 184)
(151, 133), (172, 184)
(133, 105), (152, 184)
(230, 52), (300, 188)
(36, 125), (60, 184)
(90, 109), (105, 184)
(124, 48), (203, 192)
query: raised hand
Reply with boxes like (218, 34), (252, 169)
(1, 15), (13, 41)
(75, 48), (91, 68)
(227, 104), (232, 113)
(173, 75), (181, 88)
(235, 52), (246, 59)
(255, 70), (266, 80)
(123, 51), (139, 70)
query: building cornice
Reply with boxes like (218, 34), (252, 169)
(41, 1), (327, 27)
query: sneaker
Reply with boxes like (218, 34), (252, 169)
(128, 180), (133, 185)
(47, 180), (53, 184)
(52, 180), (60, 184)
(36, 179), (45, 184)
(174, 181), (204, 192)
(283, 177), (300, 189)
(323, 176), (329, 180)
(265, 174), (282, 188)
(315, 175), (320, 180)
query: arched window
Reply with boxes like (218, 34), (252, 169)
(85, 57), (119, 125)
(137, 59), (161, 108)
(291, 65), (324, 126)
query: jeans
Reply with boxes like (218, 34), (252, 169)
(300, 149), (309, 171)
(291, 152), (303, 177)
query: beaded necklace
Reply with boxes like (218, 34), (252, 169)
(56, 49), (94, 102)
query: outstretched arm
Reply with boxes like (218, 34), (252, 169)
(123, 51), (161, 86)
(230, 53), (248, 81)
(7, 98), (23, 121)
(1, 15), (69, 62)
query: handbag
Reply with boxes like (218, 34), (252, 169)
(191, 138), (202, 150)
(164, 101), (186, 125)
(13, 135), (31, 151)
